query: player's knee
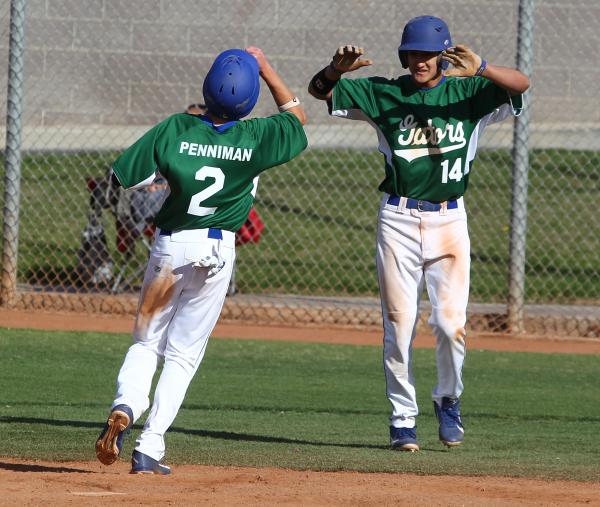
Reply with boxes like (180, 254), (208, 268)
(429, 307), (466, 342)
(385, 355), (409, 378)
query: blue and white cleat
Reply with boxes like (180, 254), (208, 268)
(390, 426), (420, 452)
(131, 450), (171, 475)
(434, 397), (464, 447)
(95, 404), (133, 465)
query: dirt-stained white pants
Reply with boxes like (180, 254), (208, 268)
(111, 227), (235, 461)
(376, 194), (470, 429)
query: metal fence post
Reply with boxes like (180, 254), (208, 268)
(1, 0), (27, 307)
(508, 0), (535, 333)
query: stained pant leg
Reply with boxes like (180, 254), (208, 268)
(112, 236), (182, 421)
(377, 206), (425, 428)
(422, 211), (470, 403)
(134, 245), (235, 461)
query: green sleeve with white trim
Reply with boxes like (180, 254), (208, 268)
(242, 112), (308, 173)
(331, 77), (380, 118)
(112, 118), (170, 189)
(468, 77), (523, 120)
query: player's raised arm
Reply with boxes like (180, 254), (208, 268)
(308, 45), (373, 101)
(245, 46), (306, 125)
(441, 44), (529, 96)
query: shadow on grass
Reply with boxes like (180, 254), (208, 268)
(169, 425), (390, 450)
(0, 461), (92, 473)
(1, 416), (388, 450)
(4, 407), (599, 424)
(1, 401), (387, 417)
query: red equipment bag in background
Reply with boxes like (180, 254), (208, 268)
(236, 208), (264, 246)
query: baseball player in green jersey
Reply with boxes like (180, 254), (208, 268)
(308, 16), (529, 451)
(96, 47), (307, 474)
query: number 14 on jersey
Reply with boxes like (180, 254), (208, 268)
(441, 158), (469, 184)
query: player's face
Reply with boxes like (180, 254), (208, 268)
(407, 51), (443, 88)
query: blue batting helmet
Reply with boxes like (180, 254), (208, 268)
(398, 16), (452, 69)
(202, 49), (260, 120)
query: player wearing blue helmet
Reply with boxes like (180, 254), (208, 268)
(309, 16), (529, 451)
(202, 48), (261, 120)
(397, 15), (452, 70)
(95, 47), (307, 474)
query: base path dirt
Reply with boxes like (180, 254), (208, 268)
(2, 459), (600, 507)
(2, 309), (600, 506)
(2, 308), (600, 354)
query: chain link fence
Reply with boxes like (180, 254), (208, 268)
(1, 0), (599, 336)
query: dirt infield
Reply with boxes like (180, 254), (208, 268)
(3, 458), (600, 507)
(2, 309), (600, 354)
(2, 309), (600, 506)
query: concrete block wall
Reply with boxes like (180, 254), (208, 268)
(0, 0), (598, 137)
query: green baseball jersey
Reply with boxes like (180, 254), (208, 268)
(112, 112), (307, 232)
(332, 75), (522, 202)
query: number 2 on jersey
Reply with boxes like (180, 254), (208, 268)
(187, 165), (225, 216)
(441, 158), (468, 184)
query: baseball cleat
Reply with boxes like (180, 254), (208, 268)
(95, 404), (133, 465)
(434, 397), (464, 447)
(390, 426), (420, 452)
(130, 450), (171, 475)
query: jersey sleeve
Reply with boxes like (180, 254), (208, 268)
(111, 117), (170, 189)
(244, 112), (308, 172)
(469, 77), (523, 121)
(331, 77), (379, 120)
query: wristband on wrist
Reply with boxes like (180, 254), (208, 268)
(475, 58), (488, 76)
(329, 61), (343, 76)
(310, 66), (340, 95)
(278, 97), (301, 112)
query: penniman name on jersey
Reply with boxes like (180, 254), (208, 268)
(179, 141), (253, 162)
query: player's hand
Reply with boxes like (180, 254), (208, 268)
(245, 46), (269, 74)
(331, 45), (372, 74)
(440, 44), (482, 77)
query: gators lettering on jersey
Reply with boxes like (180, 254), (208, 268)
(112, 112), (307, 232)
(331, 75), (522, 202)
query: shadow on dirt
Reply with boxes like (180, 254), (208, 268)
(0, 461), (91, 473)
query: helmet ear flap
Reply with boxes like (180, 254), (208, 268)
(437, 53), (449, 71)
(398, 48), (408, 69)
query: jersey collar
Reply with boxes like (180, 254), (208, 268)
(411, 75), (447, 92)
(198, 115), (238, 132)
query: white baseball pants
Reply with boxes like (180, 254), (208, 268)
(376, 194), (469, 429)
(111, 227), (235, 461)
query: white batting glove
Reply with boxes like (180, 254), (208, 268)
(440, 44), (483, 77)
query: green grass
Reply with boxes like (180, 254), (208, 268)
(1, 327), (599, 481)
(1, 148), (600, 302)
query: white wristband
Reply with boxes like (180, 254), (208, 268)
(278, 97), (300, 112)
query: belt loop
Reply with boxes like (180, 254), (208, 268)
(400, 196), (408, 212)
